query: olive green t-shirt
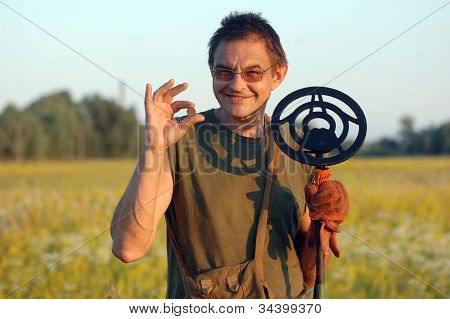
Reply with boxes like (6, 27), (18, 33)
(165, 109), (314, 298)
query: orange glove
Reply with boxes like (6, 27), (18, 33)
(305, 169), (349, 258)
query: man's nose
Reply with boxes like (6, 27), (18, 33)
(228, 71), (247, 90)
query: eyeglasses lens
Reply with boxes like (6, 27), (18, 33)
(213, 69), (263, 82)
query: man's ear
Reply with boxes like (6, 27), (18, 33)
(271, 63), (288, 91)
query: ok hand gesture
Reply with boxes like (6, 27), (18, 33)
(144, 79), (205, 151)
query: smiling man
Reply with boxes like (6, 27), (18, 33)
(210, 34), (287, 135)
(110, 12), (349, 299)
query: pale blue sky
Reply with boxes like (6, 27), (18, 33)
(1, 0), (449, 140)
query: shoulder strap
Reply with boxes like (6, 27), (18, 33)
(166, 144), (191, 278)
(166, 217), (190, 278)
(254, 120), (279, 276)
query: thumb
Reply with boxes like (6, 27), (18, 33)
(178, 114), (205, 135)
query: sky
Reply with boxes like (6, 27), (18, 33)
(1, 0), (449, 141)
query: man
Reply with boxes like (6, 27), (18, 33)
(110, 12), (348, 298)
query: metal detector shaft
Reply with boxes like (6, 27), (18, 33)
(312, 164), (329, 299)
(313, 220), (325, 299)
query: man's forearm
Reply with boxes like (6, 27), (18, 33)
(111, 148), (173, 262)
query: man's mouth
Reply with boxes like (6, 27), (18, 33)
(225, 94), (253, 102)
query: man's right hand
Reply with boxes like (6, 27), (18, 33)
(145, 79), (205, 151)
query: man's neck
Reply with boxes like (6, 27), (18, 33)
(214, 108), (266, 138)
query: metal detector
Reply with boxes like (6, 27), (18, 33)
(271, 87), (367, 298)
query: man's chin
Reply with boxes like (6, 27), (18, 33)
(230, 112), (257, 122)
(226, 105), (262, 121)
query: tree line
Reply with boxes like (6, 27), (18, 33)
(0, 91), (143, 161)
(360, 115), (450, 156)
(0, 91), (448, 160)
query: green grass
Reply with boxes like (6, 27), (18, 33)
(0, 157), (448, 298)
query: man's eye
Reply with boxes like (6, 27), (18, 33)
(216, 69), (233, 76)
(245, 70), (262, 78)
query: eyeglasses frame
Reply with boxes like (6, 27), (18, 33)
(210, 64), (278, 83)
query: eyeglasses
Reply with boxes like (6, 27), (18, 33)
(211, 65), (276, 83)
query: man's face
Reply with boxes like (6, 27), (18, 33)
(212, 37), (286, 121)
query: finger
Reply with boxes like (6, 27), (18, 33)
(329, 232), (341, 258)
(309, 209), (323, 221)
(308, 208), (330, 223)
(171, 101), (195, 114)
(305, 183), (318, 200)
(312, 203), (339, 219)
(315, 198), (348, 217)
(311, 188), (338, 206)
(153, 79), (175, 102)
(325, 221), (341, 232)
(164, 83), (189, 103)
(144, 83), (153, 111)
(319, 223), (331, 256)
(178, 114), (205, 137)
(317, 180), (346, 201)
(179, 114), (205, 132)
(187, 107), (197, 117)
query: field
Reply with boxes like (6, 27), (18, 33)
(0, 157), (448, 298)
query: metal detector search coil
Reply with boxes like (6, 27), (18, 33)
(271, 87), (367, 166)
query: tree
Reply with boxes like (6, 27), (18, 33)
(27, 91), (81, 159)
(431, 122), (450, 154)
(82, 95), (138, 158)
(0, 104), (23, 161)
(399, 115), (416, 154)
